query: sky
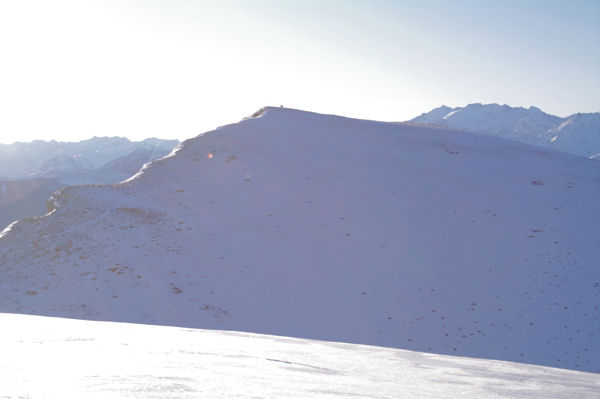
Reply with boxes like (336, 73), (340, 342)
(0, 0), (598, 144)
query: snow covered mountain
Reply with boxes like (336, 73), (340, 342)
(547, 113), (600, 158)
(0, 136), (178, 181)
(0, 137), (178, 230)
(1, 107), (598, 373)
(409, 104), (599, 158)
(2, 314), (598, 398)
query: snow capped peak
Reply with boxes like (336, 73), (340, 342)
(464, 102), (484, 108)
(411, 105), (453, 123)
(409, 104), (598, 158)
(528, 105), (543, 113)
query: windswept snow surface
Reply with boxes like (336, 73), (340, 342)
(409, 104), (599, 158)
(1, 107), (599, 372)
(1, 314), (598, 398)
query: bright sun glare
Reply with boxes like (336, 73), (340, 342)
(0, 0), (598, 144)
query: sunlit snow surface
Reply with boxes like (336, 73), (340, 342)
(1, 314), (598, 398)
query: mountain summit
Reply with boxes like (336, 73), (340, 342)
(409, 103), (599, 158)
(1, 107), (598, 372)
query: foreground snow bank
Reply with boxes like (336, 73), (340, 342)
(1, 313), (598, 398)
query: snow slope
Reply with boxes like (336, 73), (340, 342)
(1, 107), (599, 372)
(409, 104), (599, 158)
(0, 178), (58, 230)
(1, 313), (598, 398)
(0, 137), (179, 230)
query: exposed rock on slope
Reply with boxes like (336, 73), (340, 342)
(1, 107), (599, 372)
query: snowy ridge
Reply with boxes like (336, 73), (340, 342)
(0, 137), (179, 230)
(409, 103), (599, 158)
(0, 221), (17, 240)
(1, 313), (599, 398)
(1, 107), (599, 373)
(0, 136), (178, 181)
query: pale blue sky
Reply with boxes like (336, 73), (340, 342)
(0, 0), (598, 143)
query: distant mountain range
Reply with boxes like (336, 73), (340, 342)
(0, 137), (178, 229)
(409, 104), (599, 159)
(0, 136), (179, 182)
